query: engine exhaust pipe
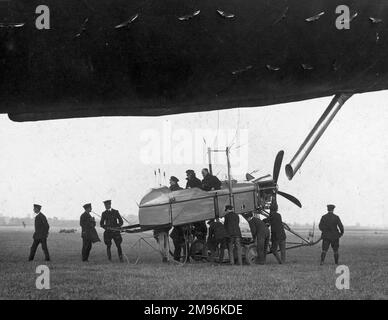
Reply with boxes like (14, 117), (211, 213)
(285, 93), (352, 180)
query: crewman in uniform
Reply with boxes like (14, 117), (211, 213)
(100, 200), (124, 262)
(201, 168), (222, 191)
(243, 212), (270, 264)
(185, 170), (202, 189)
(169, 176), (183, 191)
(207, 218), (228, 263)
(28, 204), (50, 261)
(267, 202), (286, 264)
(319, 204), (344, 265)
(192, 221), (207, 241)
(80, 203), (100, 262)
(192, 220), (208, 261)
(170, 226), (185, 262)
(224, 205), (242, 265)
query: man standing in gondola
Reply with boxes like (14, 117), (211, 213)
(201, 168), (221, 191)
(185, 170), (202, 189)
(169, 176), (183, 191)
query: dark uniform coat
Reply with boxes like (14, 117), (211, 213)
(248, 217), (270, 240)
(208, 221), (228, 241)
(100, 209), (124, 229)
(80, 212), (100, 243)
(319, 213), (344, 240)
(185, 176), (202, 189)
(201, 174), (221, 191)
(170, 226), (185, 261)
(33, 213), (49, 240)
(224, 212), (242, 237)
(192, 221), (207, 240)
(170, 226), (185, 242)
(170, 184), (183, 192)
(100, 208), (124, 245)
(268, 212), (286, 241)
(29, 212), (50, 261)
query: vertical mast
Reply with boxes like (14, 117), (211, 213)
(207, 147), (213, 175)
(226, 147), (233, 206)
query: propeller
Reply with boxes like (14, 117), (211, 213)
(247, 150), (302, 208)
(272, 150), (302, 208)
(273, 150), (284, 184)
(277, 191), (302, 208)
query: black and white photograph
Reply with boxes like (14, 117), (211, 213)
(0, 0), (387, 307)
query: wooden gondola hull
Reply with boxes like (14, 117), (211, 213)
(138, 184), (257, 228)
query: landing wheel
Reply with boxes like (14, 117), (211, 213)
(244, 244), (258, 265)
(189, 239), (206, 261)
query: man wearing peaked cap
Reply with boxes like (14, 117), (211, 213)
(319, 204), (344, 265)
(169, 176), (183, 191)
(28, 204), (50, 261)
(170, 176), (182, 191)
(80, 203), (100, 262)
(223, 205), (242, 265)
(100, 200), (124, 262)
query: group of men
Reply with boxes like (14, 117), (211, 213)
(169, 168), (222, 192)
(161, 169), (288, 265)
(168, 202), (287, 265)
(28, 166), (345, 266)
(28, 200), (126, 262)
(164, 167), (345, 265)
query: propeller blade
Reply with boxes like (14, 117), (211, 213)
(277, 190), (302, 208)
(273, 151), (284, 184)
(246, 173), (255, 181)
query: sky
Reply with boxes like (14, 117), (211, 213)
(0, 91), (387, 227)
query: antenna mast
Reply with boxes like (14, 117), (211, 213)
(226, 147), (233, 206)
(207, 147), (233, 206)
(207, 147), (213, 175)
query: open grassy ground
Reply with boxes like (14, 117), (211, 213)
(0, 226), (387, 300)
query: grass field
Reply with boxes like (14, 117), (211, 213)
(0, 226), (387, 300)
